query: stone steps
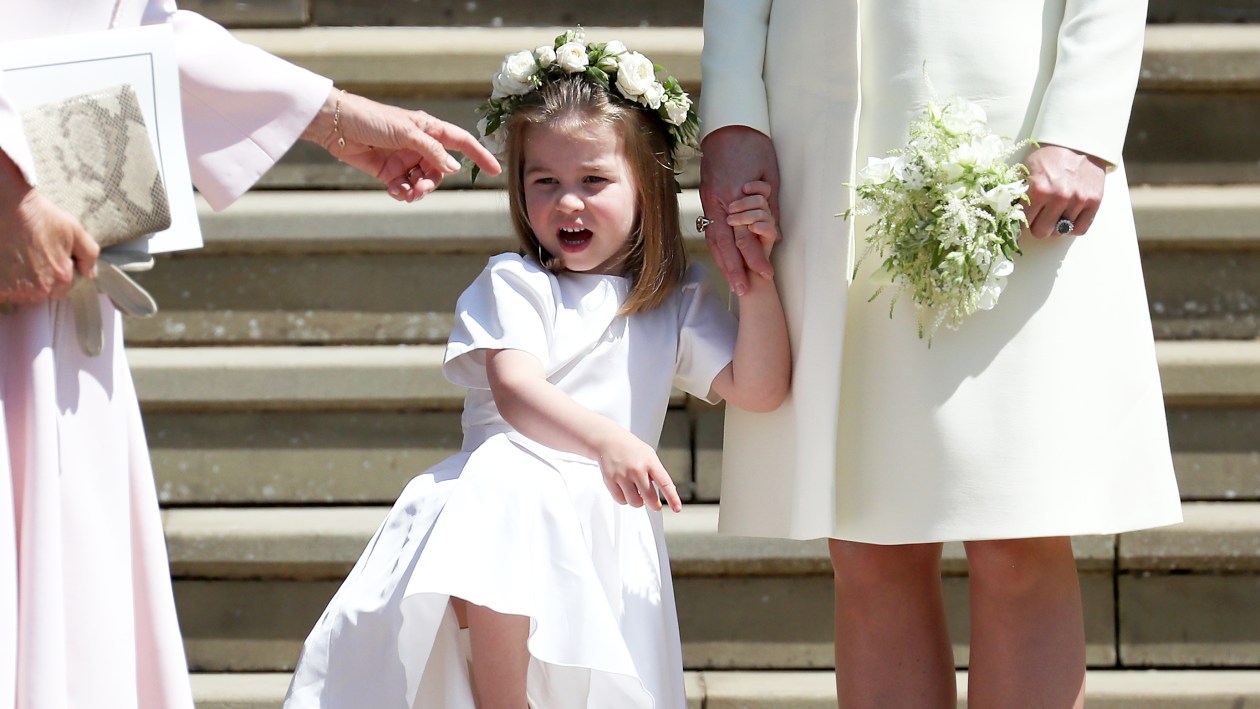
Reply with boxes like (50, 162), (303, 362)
(184, 0), (1260, 28)
(227, 25), (1260, 94)
(133, 11), (1260, 693)
(125, 186), (1260, 346)
(128, 341), (1260, 505)
(165, 503), (1258, 672)
(138, 24), (1260, 188)
(189, 670), (1260, 709)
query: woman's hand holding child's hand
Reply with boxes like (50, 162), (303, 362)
(596, 431), (683, 513)
(723, 180), (780, 267)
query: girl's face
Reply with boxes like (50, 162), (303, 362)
(522, 122), (639, 275)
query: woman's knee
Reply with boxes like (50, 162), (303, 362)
(829, 539), (943, 590)
(964, 537), (1077, 596)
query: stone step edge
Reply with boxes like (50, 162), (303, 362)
(190, 189), (699, 254)
(189, 669), (1260, 706)
(127, 341), (1260, 411)
(162, 501), (1256, 579)
(188, 186), (1260, 255)
(229, 25), (1260, 92)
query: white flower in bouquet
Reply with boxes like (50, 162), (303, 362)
(843, 94), (1032, 341)
(938, 96), (988, 134)
(859, 156), (898, 184)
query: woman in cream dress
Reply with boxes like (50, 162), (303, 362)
(700, 1), (1182, 705)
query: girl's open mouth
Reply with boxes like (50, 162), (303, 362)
(557, 227), (593, 252)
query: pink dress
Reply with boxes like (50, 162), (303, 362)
(0, 2), (330, 707)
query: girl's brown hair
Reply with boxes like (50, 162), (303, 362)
(505, 74), (687, 315)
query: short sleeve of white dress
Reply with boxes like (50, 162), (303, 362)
(444, 253), (557, 389)
(674, 264), (739, 404)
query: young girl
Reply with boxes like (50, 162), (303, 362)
(284, 30), (790, 709)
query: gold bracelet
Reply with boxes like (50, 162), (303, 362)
(331, 88), (347, 157)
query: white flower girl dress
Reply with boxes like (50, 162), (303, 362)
(284, 253), (737, 709)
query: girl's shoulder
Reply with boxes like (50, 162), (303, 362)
(465, 252), (559, 301)
(481, 251), (552, 282)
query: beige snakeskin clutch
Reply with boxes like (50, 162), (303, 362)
(20, 83), (171, 248)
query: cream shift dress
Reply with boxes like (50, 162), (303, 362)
(705, 0), (1183, 543)
(284, 254), (738, 709)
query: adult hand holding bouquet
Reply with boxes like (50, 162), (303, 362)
(845, 95), (1031, 340)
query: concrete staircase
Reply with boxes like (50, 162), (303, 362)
(146, 2), (1260, 706)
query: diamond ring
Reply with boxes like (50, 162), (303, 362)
(1055, 218), (1075, 235)
(696, 216), (716, 233)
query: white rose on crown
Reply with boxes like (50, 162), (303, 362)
(534, 45), (556, 69)
(476, 117), (507, 154)
(556, 42), (589, 73)
(503, 50), (538, 83)
(664, 97), (690, 126)
(492, 71), (531, 98)
(615, 52), (656, 96)
(472, 29), (701, 179)
(641, 82), (666, 109)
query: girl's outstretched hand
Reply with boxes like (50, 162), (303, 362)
(596, 432), (683, 513)
(723, 180), (780, 265)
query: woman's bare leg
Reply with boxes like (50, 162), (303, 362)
(829, 540), (955, 708)
(464, 600), (531, 709)
(964, 537), (1085, 709)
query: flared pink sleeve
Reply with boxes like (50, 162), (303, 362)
(142, 0), (333, 210)
(0, 73), (36, 185)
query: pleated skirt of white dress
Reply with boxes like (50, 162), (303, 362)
(284, 433), (686, 709)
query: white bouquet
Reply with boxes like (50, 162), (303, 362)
(844, 96), (1031, 340)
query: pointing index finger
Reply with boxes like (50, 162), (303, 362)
(417, 115), (501, 176)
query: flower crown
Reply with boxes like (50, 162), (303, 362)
(475, 29), (700, 171)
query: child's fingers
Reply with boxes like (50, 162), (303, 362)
(604, 478), (629, 506)
(728, 194), (770, 214)
(726, 208), (772, 227)
(652, 469), (683, 513)
(747, 220), (781, 241)
(621, 479), (647, 508)
(741, 180), (773, 197)
(641, 481), (663, 512)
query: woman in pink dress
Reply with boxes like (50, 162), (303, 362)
(0, 3), (499, 707)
